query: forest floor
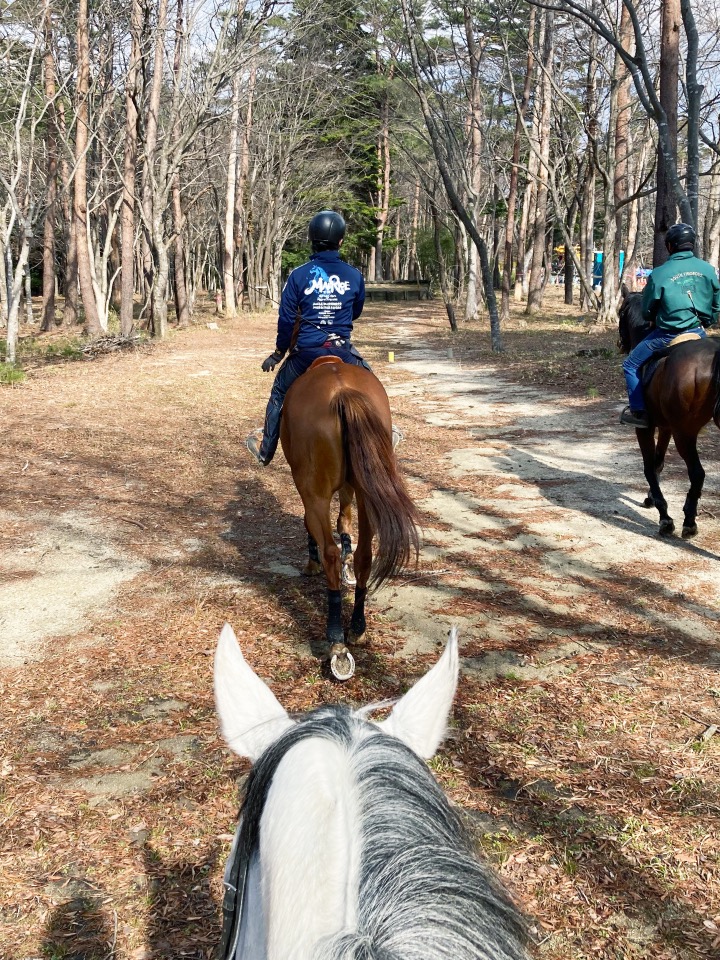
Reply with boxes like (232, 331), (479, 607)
(1, 289), (719, 960)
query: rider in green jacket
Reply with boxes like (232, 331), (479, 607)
(621, 223), (720, 428)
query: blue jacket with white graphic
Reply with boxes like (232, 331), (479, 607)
(275, 250), (365, 354)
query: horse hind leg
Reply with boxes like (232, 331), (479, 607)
(637, 429), (675, 535)
(304, 502), (355, 680)
(337, 483), (356, 587)
(674, 432), (705, 538)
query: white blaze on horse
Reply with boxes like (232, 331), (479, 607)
(214, 623), (529, 960)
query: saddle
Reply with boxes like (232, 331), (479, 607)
(309, 355), (346, 370)
(639, 331), (703, 389)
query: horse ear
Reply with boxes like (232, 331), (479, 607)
(621, 282), (629, 298)
(214, 623), (295, 762)
(377, 629), (459, 759)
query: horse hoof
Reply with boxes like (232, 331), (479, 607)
(341, 561), (356, 587)
(303, 560), (323, 576)
(329, 646), (355, 681)
(347, 627), (367, 646)
(682, 524), (698, 539)
(642, 497), (654, 509)
(659, 519), (675, 536)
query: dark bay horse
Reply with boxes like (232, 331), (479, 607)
(618, 289), (720, 537)
(280, 356), (420, 679)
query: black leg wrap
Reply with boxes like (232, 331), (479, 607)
(327, 589), (343, 642)
(340, 532), (352, 559)
(350, 587), (367, 636)
(308, 534), (320, 564)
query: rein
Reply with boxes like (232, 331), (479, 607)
(219, 822), (250, 960)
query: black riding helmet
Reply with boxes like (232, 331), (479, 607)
(665, 222), (696, 253)
(308, 210), (346, 251)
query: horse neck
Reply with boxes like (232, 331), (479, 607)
(626, 295), (650, 349)
(247, 736), (361, 960)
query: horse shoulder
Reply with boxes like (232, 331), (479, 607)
(260, 737), (361, 960)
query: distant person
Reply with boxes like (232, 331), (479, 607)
(620, 223), (720, 429)
(246, 211), (370, 465)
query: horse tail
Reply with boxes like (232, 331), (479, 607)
(713, 345), (720, 429)
(331, 389), (420, 589)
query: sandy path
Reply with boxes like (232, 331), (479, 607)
(380, 338), (720, 671)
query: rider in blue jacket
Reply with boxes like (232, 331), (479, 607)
(246, 211), (371, 465)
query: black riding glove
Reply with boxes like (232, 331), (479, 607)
(262, 350), (284, 372)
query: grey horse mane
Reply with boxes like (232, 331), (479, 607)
(237, 705), (528, 960)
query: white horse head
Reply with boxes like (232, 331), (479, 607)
(214, 624), (527, 960)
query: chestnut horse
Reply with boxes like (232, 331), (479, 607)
(618, 290), (720, 537)
(280, 357), (420, 679)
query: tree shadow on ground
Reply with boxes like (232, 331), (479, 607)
(141, 842), (220, 959)
(462, 745), (718, 957)
(42, 895), (114, 960)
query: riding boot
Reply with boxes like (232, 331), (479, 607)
(258, 399), (282, 464)
(620, 406), (651, 429)
(247, 399), (283, 465)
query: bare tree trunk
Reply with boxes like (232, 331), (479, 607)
(431, 201), (457, 332)
(171, 0), (189, 327)
(653, 0), (680, 266)
(374, 67), (392, 282)
(597, 49), (621, 324)
(24, 265), (33, 325)
(515, 22), (541, 302)
(57, 94), (78, 327)
(0, 234), (7, 327)
(120, 0), (142, 335)
(41, 0), (57, 332)
(527, 10), (553, 314)
(579, 28), (598, 309)
(223, 69), (241, 316)
(681, 0), (701, 232)
(74, 0), (101, 334)
(145, 0), (169, 337)
(407, 179), (420, 281)
(234, 54), (257, 308)
(462, 4), (483, 319)
(6, 237), (31, 363)
(564, 245), (575, 303)
(390, 213), (401, 279)
(502, 6), (535, 321)
(613, 1), (632, 287)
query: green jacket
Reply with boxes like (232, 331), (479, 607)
(641, 250), (720, 330)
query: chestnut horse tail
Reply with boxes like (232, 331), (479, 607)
(713, 345), (720, 430)
(331, 389), (420, 589)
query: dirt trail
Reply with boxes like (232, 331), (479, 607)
(383, 338), (720, 669)
(2, 301), (719, 960)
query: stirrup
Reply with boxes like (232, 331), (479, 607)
(619, 406), (650, 429)
(391, 425), (404, 450)
(246, 433), (268, 465)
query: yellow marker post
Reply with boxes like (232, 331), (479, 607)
(388, 351), (395, 362)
